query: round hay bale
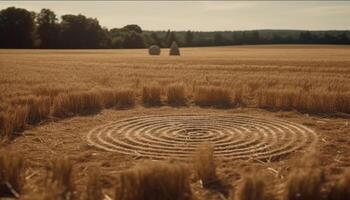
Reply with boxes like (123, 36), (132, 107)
(169, 41), (180, 56)
(148, 45), (161, 55)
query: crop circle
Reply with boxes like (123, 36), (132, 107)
(87, 114), (317, 160)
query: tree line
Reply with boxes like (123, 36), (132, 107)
(0, 7), (349, 49)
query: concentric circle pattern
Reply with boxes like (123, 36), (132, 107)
(87, 114), (318, 160)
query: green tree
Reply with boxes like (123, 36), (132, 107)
(123, 24), (142, 33)
(272, 34), (282, 44)
(98, 27), (112, 48)
(150, 32), (162, 47)
(122, 31), (145, 48)
(299, 31), (313, 44)
(37, 8), (60, 48)
(163, 29), (171, 47)
(214, 33), (224, 45)
(241, 31), (260, 44)
(185, 30), (194, 46)
(232, 32), (243, 45)
(111, 37), (124, 48)
(60, 14), (105, 48)
(338, 33), (349, 44)
(252, 31), (260, 44)
(165, 31), (178, 47)
(0, 7), (35, 48)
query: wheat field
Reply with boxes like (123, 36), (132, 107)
(1, 45), (350, 200)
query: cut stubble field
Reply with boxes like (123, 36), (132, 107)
(0, 45), (350, 200)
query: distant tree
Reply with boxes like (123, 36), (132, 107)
(85, 17), (106, 48)
(232, 32), (243, 45)
(142, 34), (152, 47)
(285, 35), (295, 44)
(111, 37), (124, 48)
(323, 33), (333, 44)
(150, 32), (162, 47)
(60, 14), (105, 48)
(122, 31), (145, 48)
(252, 31), (260, 44)
(214, 33), (224, 45)
(2, 6), (350, 49)
(241, 31), (260, 44)
(123, 24), (142, 33)
(185, 30), (194, 46)
(337, 33), (349, 44)
(240, 31), (248, 44)
(109, 28), (123, 37)
(60, 14), (86, 48)
(0, 7), (35, 48)
(165, 31), (178, 47)
(272, 34), (282, 44)
(36, 8), (60, 48)
(99, 27), (112, 48)
(299, 31), (313, 44)
(164, 30), (171, 39)
(163, 29), (171, 47)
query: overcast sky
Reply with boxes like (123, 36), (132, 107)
(1, 1), (349, 31)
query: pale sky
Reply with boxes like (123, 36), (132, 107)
(1, 1), (350, 31)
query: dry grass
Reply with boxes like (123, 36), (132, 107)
(99, 89), (135, 109)
(142, 85), (162, 106)
(0, 46), (350, 199)
(0, 97), (49, 139)
(0, 113), (4, 137)
(25, 96), (51, 124)
(233, 87), (245, 106)
(285, 168), (325, 200)
(328, 171), (350, 200)
(115, 161), (192, 200)
(45, 157), (77, 200)
(0, 89), (133, 139)
(194, 86), (231, 108)
(38, 182), (66, 200)
(10, 105), (29, 133)
(193, 144), (217, 188)
(99, 89), (117, 108)
(115, 89), (135, 108)
(52, 91), (102, 117)
(257, 89), (350, 113)
(234, 171), (272, 200)
(0, 151), (25, 198)
(86, 167), (103, 200)
(52, 93), (79, 117)
(1, 46), (350, 139)
(32, 85), (66, 99)
(99, 89), (116, 108)
(167, 83), (187, 106)
(284, 150), (325, 200)
(0, 112), (11, 139)
(1, 46), (349, 116)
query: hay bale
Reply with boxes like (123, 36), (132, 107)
(148, 45), (160, 55)
(169, 41), (180, 56)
